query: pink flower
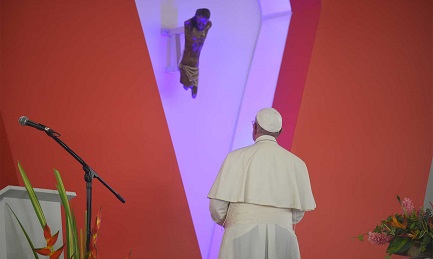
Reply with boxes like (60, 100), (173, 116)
(367, 232), (392, 245)
(401, 198), (415, 214)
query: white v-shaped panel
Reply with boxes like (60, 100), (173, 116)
(135, 1), (291, 258)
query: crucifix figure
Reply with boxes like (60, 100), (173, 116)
(179, 8), (212, 99)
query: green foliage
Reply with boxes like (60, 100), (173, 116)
(386, 236), (411, 255)
(7, 162), (66, 258)
(6, 203), (39, 259)
(8, 162), (129, 259)
(8, 162), (89, 258)
(357, 195), (433, 256)
(17, 162), (47, 228)
(54, 168), (81, 259)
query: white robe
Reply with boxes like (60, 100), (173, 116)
(208, 135), (316, 259)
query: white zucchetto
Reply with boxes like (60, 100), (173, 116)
(256, 108), (282, 133)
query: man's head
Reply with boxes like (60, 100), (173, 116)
(194, 8), (211, 30)
(253, 108), (283, 140)
(195, 8), (211, 19)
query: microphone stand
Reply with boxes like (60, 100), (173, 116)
(44, 130), (125, 253)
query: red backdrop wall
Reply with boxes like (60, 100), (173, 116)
(0, 1), (200, 258)
(1, 1), (432, 259)
(275, 0), (432, 258)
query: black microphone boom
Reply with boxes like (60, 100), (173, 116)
(19, 116), (55, 134)
(17, 115), (125, 252)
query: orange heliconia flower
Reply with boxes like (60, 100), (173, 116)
(34, 224), (65, 259)
(390, 215), (407, 229)
(88, 208), (102, 259)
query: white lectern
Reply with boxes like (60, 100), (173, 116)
(0, 185), (76, 259)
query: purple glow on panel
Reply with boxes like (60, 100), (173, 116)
(206, 1), (292, 258)
(135, 0), (291, 258)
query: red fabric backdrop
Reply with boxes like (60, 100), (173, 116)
(0, 1), (200, 258)
(274, 1), (432, 258)
(1, 1), (432, 258)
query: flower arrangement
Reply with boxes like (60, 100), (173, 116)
(7, 162), (131, 259)
(7, 162), (102, 259)
(356, 196), (433, 257)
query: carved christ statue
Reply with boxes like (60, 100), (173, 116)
(179, 8), (212, 99)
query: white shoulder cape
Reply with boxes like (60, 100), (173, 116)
(208, 135), (316, 211)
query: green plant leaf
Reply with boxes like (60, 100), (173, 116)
(18, 162), (46, 228)
(71, 211), (79, 258)
(6, 203), (39, 259)
(386, 237), (412, 255)
(80, 228), (85, 259)
(81, 210), (87, 259)
(54, 169), (79, 258)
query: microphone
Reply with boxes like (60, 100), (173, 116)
(18, 116), (56, 134)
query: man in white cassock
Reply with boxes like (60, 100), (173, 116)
(208, 108), (316, 259)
